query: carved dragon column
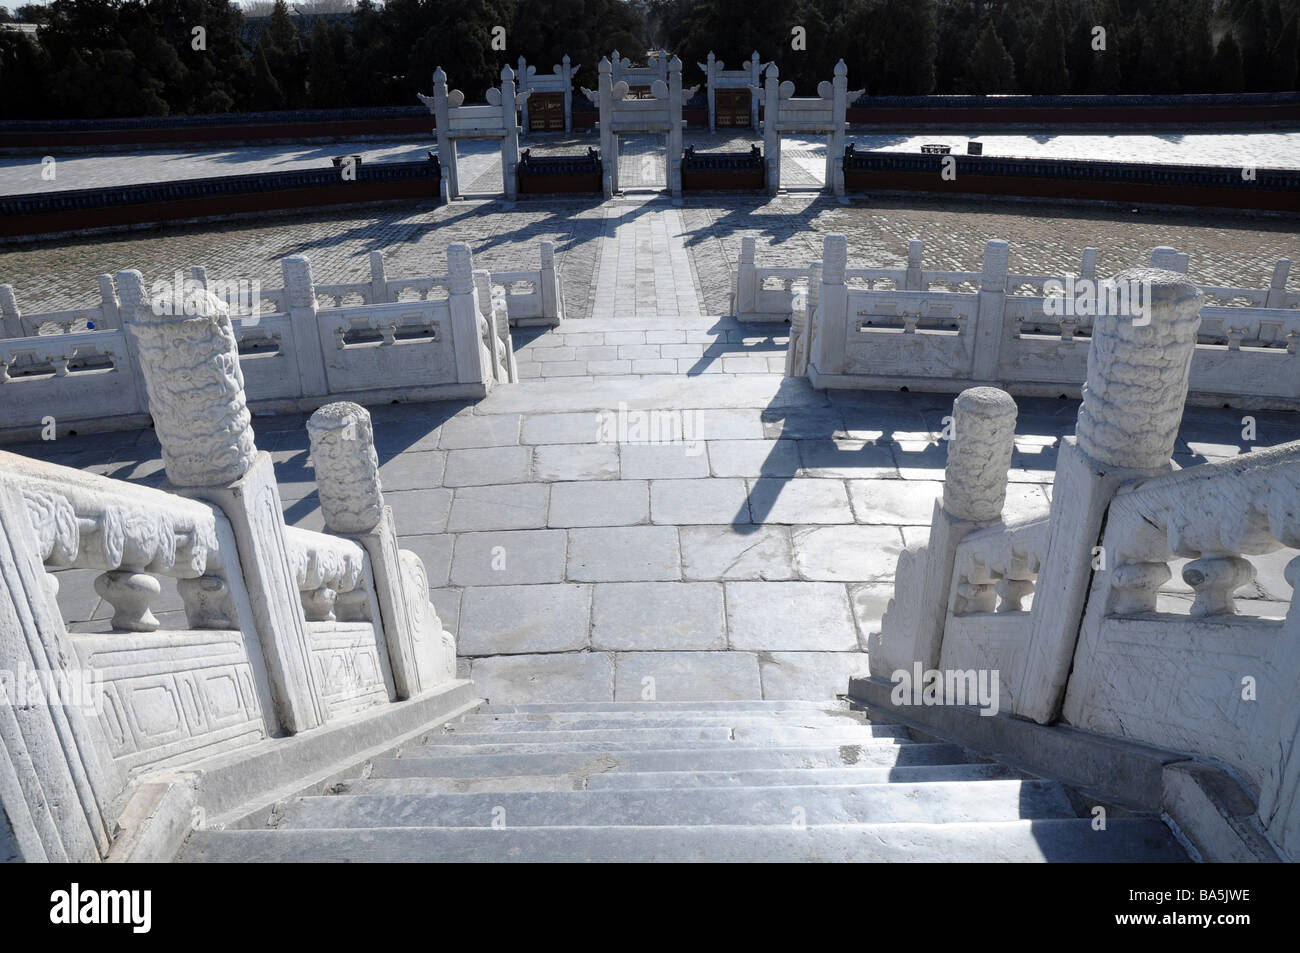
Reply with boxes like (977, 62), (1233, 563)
(308, 402), (456, 697)
(1014, 267), (1202, 724)
(116, 269), (325, 733)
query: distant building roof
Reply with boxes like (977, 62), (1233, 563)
(1, 22), (40, 35)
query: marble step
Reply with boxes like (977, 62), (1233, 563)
(379, 742), (972, 778)
(439, 712), (873, 734)
(180, 819), (1190, 863)
(585, 763), (1015, 790)
(412, 724), (909, 749)
(474, 701), (852, 714)
(333, 763), (1016, 796)
(273, 780), (1077, 829)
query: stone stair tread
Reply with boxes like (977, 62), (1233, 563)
(271, 780), (1078, 829)
(337, 763), (1016, 796)
(378, 743), (974, 777)
(475, 701), (851, 714)
(585, 763), (1016, 789)
(401, 737), (910, 757)
(415, 725), (908, 747)
(449, 712), (870, 731)
(180, 819), (1190, 863)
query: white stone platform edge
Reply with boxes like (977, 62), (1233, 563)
(108, 679), (482, 862)
(847, 674), (1287, 863)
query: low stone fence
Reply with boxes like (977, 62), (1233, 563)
(847, 90), (1300, 127)
(751, 233), (1300, 409)
(865, 271), (1300, 857)
(0, 242), (532, 440)
(0, 105), (433, 151)
(839, 146), (1300, 212)
(681, 145), (765, 191)
(0, 158), (445, 240)
(516, 148), (602, 194)
(0, 290), (462, 859)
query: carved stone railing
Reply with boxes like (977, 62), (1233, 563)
(0, 243), (517, 440)
(788, 234), (1299, 409)
(1093, 443), (1299, 618)
(867, 263), (1300, 858)
(1, 451), (230, 632)
(950, 517), (1048, 616)
(283, 526), (369, 623)
(0, 286), (465, 862)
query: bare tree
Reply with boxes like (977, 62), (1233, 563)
(292, 0), (357, 12)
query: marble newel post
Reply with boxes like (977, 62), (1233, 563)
(1014, 267), (1202, 724)
(308, 402), (456, 697)
(869, 387), (1018, 677)
(116, 271), (326, 734)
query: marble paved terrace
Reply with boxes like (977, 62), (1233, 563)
(7, 194), (1300, 705)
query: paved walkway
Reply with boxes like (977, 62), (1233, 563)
(593, 198), (703, 319)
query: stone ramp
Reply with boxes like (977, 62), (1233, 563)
(178, 700), (1188, 862)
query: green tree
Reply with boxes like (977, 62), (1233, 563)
(250, 39), (284, 110)
(261, 0), (305, 106)
(308, 19), (346, 107)
(1271, 11), (1298, 89)
(1211, 31), (1246, 92)
(1023, 0), (1070, 93)
(962, 21), (1017, 93)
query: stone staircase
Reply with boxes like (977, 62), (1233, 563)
(178, 700), (1188, 862)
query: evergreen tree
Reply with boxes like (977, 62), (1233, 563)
(308, 19), (346, 107)
(962, 21), (1017, 93)
(262, 0), (305, 107)
(933, 0), (982, 93)
(1211, 32), (1246, 92)
(1023, 0), (1070, 93)
(1179, 0), (1216, 92)
(1232, 0), (1271, 89)
(1271, 11), (1298, 89)
(251, 40), (285, 110)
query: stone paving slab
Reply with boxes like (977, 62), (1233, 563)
(613, 651), (763, 701)
(549, 480), (649, 527)
(592, 583), (727, 651)
(445, 483), (550, 532)
(650, 478), (750, 525)
(726, 582), (860, 652)
(468, 652), (614, 704)
(449, 529), (567, 586)
(678, 525), (795, 581)
(759, 652), (873, 701)
(567, 526), (682, 582)
(458, 584), (592, 656)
